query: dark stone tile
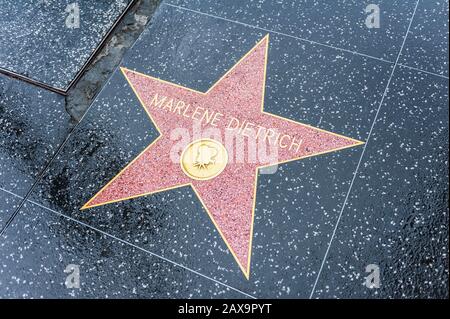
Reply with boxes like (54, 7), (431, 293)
(167, 0), (417, 61)
(0, 200), (246, 298)
(0, 0), (132, 90)
(30, 6), (392, 297)
(400, 0), (449, 77)
(0, 189), (22, 230)
(0, 74), (71, 196)
(313, 67), (449, 299)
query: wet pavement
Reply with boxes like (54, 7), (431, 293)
(0, 0), (133, 91)
(0, 73), (70, 222)
(0, 1), (448, 298)
(313, 68), (449, 298)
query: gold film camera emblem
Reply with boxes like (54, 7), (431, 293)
(180, 138), (228, 180)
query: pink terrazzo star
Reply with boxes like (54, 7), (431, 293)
(82, 35), (363, 279)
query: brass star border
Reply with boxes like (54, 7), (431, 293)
(82, 35), (364, 279)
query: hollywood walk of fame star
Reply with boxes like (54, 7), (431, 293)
(82, 35), (363, 279)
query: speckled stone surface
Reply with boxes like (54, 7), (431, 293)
(400, 0), (449, 77)
(29, 6), (392, 298)
(0, 201), (245, 298)
(167, 0), (417, 61)
(0, 74), (70, 197)
(0, 0), (132, 90)
(0, 190), (21, 229)
(312, 67), (449, 299)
